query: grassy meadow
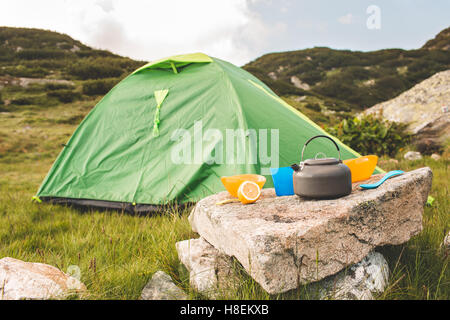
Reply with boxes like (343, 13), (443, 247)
(0, 87), (448, 300)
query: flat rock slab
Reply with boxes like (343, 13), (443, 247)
(189, 167), (432, 294)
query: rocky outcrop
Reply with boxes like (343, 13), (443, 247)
(140, 271), (187, 300)
(290, 76), (310, 90)
(0, 257), (86, 300)
(189, 167), (432, 294)
(176, 238), (236, 298)
(0, 76), (74, 88)
(267, 72), (278, 80)
(311, 251), (389, 300)
(364, 70), (450, 146)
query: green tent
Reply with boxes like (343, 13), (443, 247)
(35, 53), (380, 213)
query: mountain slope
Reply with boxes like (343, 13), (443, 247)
(0, 27), (144, 80)
(0, 26), (449, 128)
(422, 27), (450, 51)
(243, 27), (450, 111)
(0, 27), (146, 113)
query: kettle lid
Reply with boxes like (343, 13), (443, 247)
(304, 158), (340, 166)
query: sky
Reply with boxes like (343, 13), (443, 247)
(0, 0), (448, 66)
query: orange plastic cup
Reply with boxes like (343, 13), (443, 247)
(220, 174), (266, 197)
(343, 155), (378, 183)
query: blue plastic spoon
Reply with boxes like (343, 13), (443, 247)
(359, 170), (404, 189)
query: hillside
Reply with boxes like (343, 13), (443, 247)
(243, 27), (450, 114)
(422, 27), (450, 51)
(0, 27), (144, 80)
(0, 27), (144, 114)
(0, 25), (449, 128)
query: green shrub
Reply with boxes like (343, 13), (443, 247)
(68, 60), (123, 80)
(374, 76), (408, 101)
(82, 78), (119, 96)
(47, 89), (81, 103)
(286, 61), (314, 76)
(0, 47), (14, 61)
(55, 114), (85, 125)
(326, 114), (410, 157)
(10, 95), (59, 107)
(300, 70), (323, 85)
(58, 43), (73, 50)
(69, 63), (122, 80)
(44, 83), (74, 91)
(305, 102), (321, 112)
(342, 66), (371, 80)
(67, 57), (139, 80)
(30, 59), (66, 70)
(16, 49), (68, 60)
(2, 65), (49, 78)
(11, 96), (35, 105)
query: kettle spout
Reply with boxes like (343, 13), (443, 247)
(290, 163), (300, 171)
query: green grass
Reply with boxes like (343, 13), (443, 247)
(374, 157), (449, 299)
(0, 194), (196, 299)
(1, 155), (447, 300)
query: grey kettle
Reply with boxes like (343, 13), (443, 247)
(291, 135), (352, 199)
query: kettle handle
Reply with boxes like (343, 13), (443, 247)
(301, 135), (341, 162)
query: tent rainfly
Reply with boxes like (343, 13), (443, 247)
(34, 53), (380, 213)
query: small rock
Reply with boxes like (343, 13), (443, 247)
(267, 72), (277, 80)
(441, 231), (450, 254)
(176, 238), (235, 298)
(312, 251), (389, 300)
(444, 232), (450, 247)
(379, 158), (399, 166)
(140, 271), (187, 300)
(277, 65), (285, 73)
(404, 151), (422, 161)
(431, 153), (441, 161)
(0, 257), (86, 300)
(290, 76), (310, 90)
(293, 96), (306, 102)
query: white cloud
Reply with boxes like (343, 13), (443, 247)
(338, 13), (354, 25)
(0, 0), (272, 65)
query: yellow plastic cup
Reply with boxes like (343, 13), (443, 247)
(343, 155), (378, 183)
(220, 174), (266, 197)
